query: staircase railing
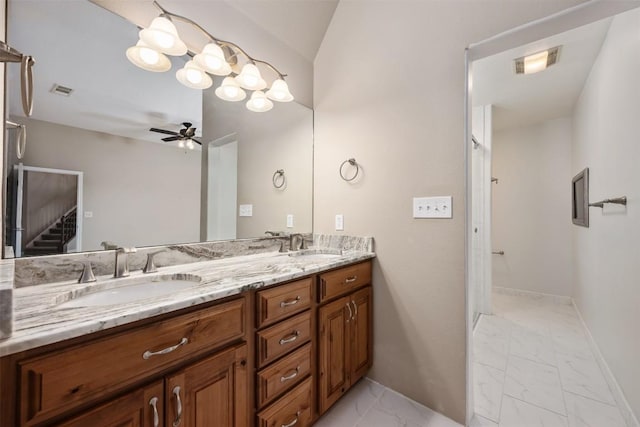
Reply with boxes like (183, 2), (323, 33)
(59, 207), (77, 252)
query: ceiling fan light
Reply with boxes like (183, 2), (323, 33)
(178, 140), (185, 148)
(186, 139), (195, 150)
(194, 43), (232, 76)
(246, 90), (273, 112)
(126, 40), (171, 72)
(266, 79), (294, 102)
(139, 16), (187, 56)
(176, 61), (212, 89)
(235, 63), (266, 90)
(215, 77), (247, 101)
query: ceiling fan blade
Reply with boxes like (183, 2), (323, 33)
(162, 136), (182, 142)
(191, 138), (203, 145)
(150, 127), (179, 136)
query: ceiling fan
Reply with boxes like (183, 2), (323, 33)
(149, 122), (202, 149)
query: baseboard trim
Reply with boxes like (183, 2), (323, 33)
(493, 286), (572, 305)
(571, 301), (639, 427)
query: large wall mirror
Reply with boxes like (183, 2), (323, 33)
(3, 0), (313, 258)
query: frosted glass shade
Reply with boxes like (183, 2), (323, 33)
(140, 17), (187, 56)
(215, 77), (247, 101)
(266, 79), (294, 102)
(194, 43), (232, 76)
(176, 61), (212, 89)
(246, 91), (273, 112)
(235, 63), (266, 91)
(126, 40), (171, 72)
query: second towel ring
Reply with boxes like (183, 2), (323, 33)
(272, 169), (285, 188)
(339, 158), (359, 182)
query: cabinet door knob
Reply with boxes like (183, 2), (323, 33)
(172, 386), (183, 427)
(149, 397), (160, 427)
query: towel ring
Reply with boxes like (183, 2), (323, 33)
(339, 158), (359, 182)
(272, 169), (285, 188)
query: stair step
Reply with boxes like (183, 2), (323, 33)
(41, 234), (63, 240)
(24, 247), (62, 255)
(33, 241), (60, 248)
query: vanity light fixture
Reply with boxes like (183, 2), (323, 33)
(125, 1), (294, 112)
(515, 46), (560, 75)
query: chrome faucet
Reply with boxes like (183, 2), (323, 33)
(289, 234), (304, 251)
(114, 247), (136, 278)
(77, 261), (96, 284)
(143, 250), (166, 274)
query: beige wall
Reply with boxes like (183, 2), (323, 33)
(572, 8), (640, 418)
(203, 89), (313, 239)
(313, 0), (585, 422)
(18, 118), (201, 251)
(492, 118), (573, 296)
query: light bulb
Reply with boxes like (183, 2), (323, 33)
(186, 68), (203, 84)
(223, 85), (239, 98)
(215, 77), (246, 102)
(205, 56), (223, 70)
(266, 79), (294, 102)
(235, 63), (266, 90)
(253, 98), (266, 109)
(176, 61), (212, 89)
(126, 40), (171, 72)
(178, 140), (185, 148)
(243, 75), (258, 87)
(139, 47), (159, 65)
(194, 43), (232, 76)
(154, 32), (174, 49)
(186, 139), (195, 150)
(139, 17), (187, 56)
(246, 90), (273, 112)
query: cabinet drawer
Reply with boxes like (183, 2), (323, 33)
(19, 298), (246, 426)
(256, 277), (312, 328)
(319, 261), (371, 303)
(257, 377), (312, 427)
(257, 343), (311, 408)
(257, 311), (311, 368)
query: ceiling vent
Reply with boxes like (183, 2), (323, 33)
(50, 84), (74, 96)
(515, 46), (560, 75)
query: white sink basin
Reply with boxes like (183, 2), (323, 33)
(59, 275), (201, 308)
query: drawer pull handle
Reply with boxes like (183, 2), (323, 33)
(282, 412), (300, 427)
(279, 330), (300, 345)
(149, 397), (160, 427)
(172, 386), (183, 427)
(345, 276), (357, 283)
(280, 296), (301, 308)
(346, 302), (353, 323)
(143, 337), (188, 360)
(280, 366), (300, 382)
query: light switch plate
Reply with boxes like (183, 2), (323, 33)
(413, 196), (452, 218)
(239, 204), (253, 217)
(84, 211), (93, 218)
(335, 214), (344, 231)
(286, 214), (294, 228)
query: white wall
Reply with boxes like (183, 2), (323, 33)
(313, 0), (585, 422)
(492, 118), (573, 296)
(572, 8), (640, 418)
(18, 118), (201, 251)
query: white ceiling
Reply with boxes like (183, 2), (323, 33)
(224, 0), (339, 62)
(472, 17), (612, 131)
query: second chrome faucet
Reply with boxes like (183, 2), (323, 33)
(114, 247), (136, 278)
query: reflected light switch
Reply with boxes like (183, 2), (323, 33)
(239, 204), (253, 217)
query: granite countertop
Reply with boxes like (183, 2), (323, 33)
(0, 249), (375, 357)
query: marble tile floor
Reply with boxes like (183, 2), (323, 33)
(473, 290), (628, 427)
(314, 377), (463, 427)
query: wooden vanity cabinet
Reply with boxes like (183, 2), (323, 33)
(317, 262), (373, 416)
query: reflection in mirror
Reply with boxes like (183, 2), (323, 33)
(3, 0), (313, 258)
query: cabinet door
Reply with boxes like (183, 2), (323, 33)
(58, 380), (164, 427)
(318, 296), (351, 415)
(166, 344), (248, 427)
(350, 286), (373, 384)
